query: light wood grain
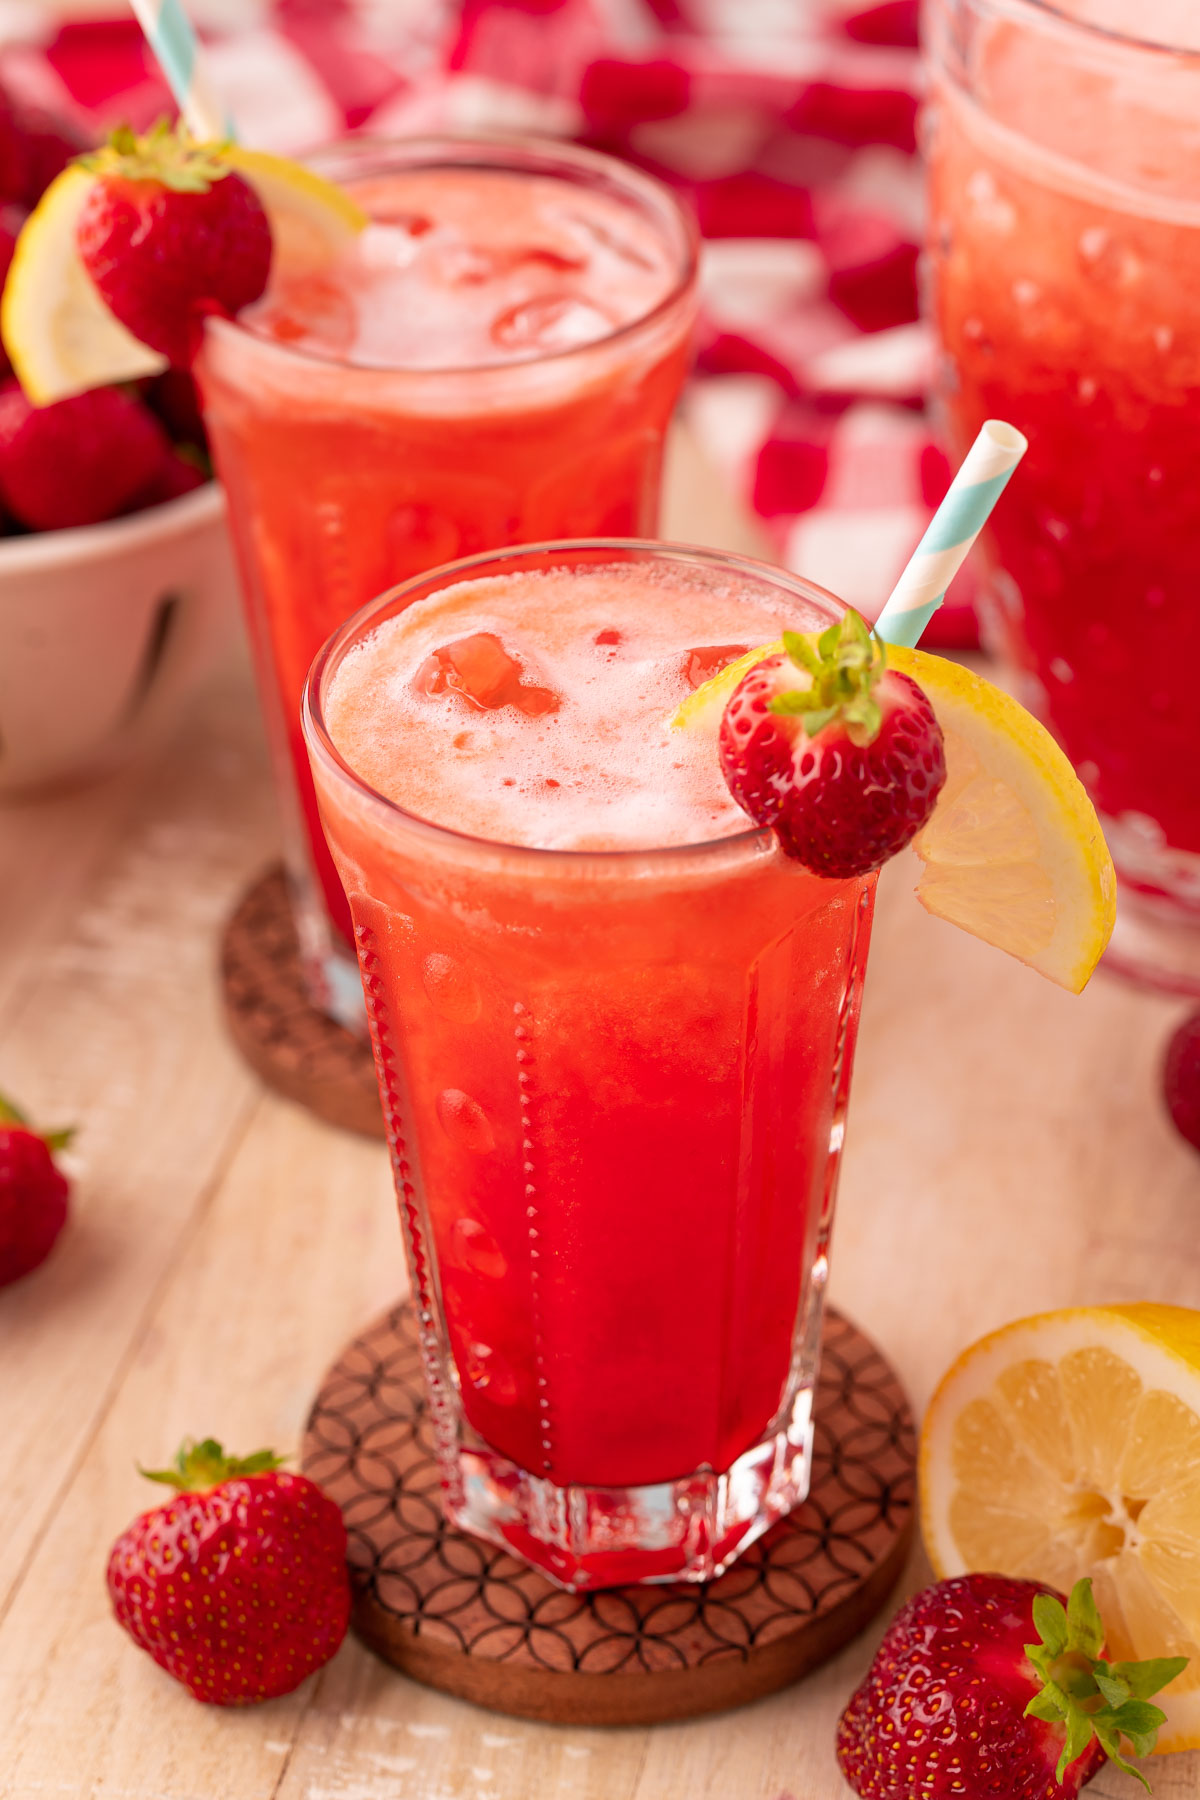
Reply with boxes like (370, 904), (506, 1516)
(1, 440), (1198, 1798)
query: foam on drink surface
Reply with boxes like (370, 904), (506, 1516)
(248, 168), (677, 370)
(324, 564), (820, 851)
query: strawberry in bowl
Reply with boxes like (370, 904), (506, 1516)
(0, 120), (363, 793)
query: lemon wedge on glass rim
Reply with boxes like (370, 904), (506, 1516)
(670, 635), (1116, 993)
(1, 144), (367, 405)
(920, 1304), (1200, 1753)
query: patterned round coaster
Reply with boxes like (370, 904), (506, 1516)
(219, 862), (385, 1140)
(302, 1302), (915, 1725)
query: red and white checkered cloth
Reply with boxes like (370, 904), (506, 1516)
(0, 0), (975, 646)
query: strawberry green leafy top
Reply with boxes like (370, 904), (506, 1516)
(81, 120), (234, 194)
(768, 609), (888, 745)
(1024, 1578), (1187, 1787)
(139, 1436), (287, 1492)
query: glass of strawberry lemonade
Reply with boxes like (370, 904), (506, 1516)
(924, 1), (1200, 993)
(301, 540), (874, 1589)
(196, 138), (697, 1029)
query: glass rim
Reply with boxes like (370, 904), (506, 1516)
(205, 132), (701, 380)
(963, 0), (1200, 56)
(302, 537), (846, 870)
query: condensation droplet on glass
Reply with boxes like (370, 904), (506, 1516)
(452, 1217), (507, 1279)
(464, 1341), (517, 1403)
(965, 168), (1015, 232)
(436, 1088), (496, 1153)
(423, 953), (482, 1023)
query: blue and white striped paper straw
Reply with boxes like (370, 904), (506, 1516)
(129, 0), (232, 142)
(873, 419), (1028, 649)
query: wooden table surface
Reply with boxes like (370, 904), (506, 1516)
(2, 440), (1198, 1800)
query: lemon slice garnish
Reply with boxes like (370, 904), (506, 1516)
(920, 1304), (1200, 1754)
(1, 165), (165, 403)
(672, 636), (1115, 992)
(2, 147), (368, 404)
(221, 146), (368, 278)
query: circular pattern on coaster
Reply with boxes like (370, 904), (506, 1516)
(220, 861), (385, 1140)
(302, 1302), (916, 1724)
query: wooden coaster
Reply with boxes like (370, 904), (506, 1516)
(219, 862), (385, 1140)
(302, 1302), (916, 1725)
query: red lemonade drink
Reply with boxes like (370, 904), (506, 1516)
(196, 140), (697, 1027)
(925, 0), (1200, 993)
(302, 542), (874, 1589)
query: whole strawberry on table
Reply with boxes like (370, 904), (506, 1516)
(838, 1572), (1186, 1799)
(0, 1091), (72, 1286)
(107, 1437), (351, 1704)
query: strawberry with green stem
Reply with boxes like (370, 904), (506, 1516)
(837, 1572), (1187, 1800)
(718, 609), (947, 879)
(76, 121), (273, 368)
(107, 1437), (351, 1704)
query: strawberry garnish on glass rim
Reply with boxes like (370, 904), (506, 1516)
(74, 120), (273, 368)
(718, 608), (947, 880)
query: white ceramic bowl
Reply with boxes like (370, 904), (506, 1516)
(0, 481), (239, 795)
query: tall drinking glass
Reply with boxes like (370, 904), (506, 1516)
(196, 138), (698, 1028)
(924, 0), (1200, 992)
(302, 540), (874, 1589)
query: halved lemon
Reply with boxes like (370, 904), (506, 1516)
(670, 637), (1115, 993)
(2, 146), (367, 405)
(921, 1304), (1200, 1754)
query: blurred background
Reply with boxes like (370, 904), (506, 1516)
(0, 0), (969, 641)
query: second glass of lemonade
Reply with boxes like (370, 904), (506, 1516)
(303, 542), (874, 1589)
(196, 138), (698, 1027)
(924, 0), (1200, 993)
